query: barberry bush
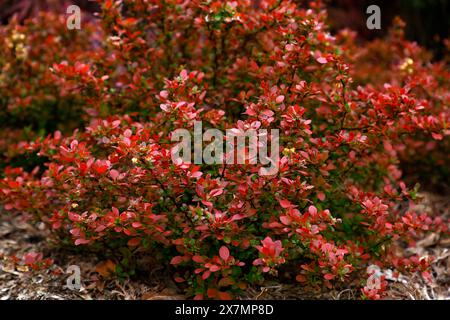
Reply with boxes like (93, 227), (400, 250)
(0, 0), (448, 299)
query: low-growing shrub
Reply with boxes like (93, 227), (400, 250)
(0, 0), (448, 299)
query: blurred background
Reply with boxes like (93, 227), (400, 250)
(0, 0), (449, 58)
(327, 0), (449, 59)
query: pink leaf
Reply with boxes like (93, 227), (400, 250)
(316, 57), (327, 64)
(219, 246), (230, 261)
(280, 216), (291, 225)
(431, 132), (443, 140)
(209, 188), (223, 197)
(124, 129), (132, 138)
(275, 95), (285, 103)
(209, 265), (220, 272)
(110, 169), (119, 180)
(160, 104), (170, 112)
(285, 44), (295, 51)
(317, 192), (326, 201)
(160, 90), (169, 99)
(308, 205), (317, 215)
(132, 222), (142, 228)
(75, 238), (90, 246)
(180, 69), (188, 79)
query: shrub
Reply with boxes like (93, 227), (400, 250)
(0, 12), (98, 169)
(336, 18), (450, 188)
(0, 0), (448, 299)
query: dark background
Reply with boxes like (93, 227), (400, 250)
(327, 0), (449, 59)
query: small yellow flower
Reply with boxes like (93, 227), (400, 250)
(131, 157), (139, 164)
(399, 58), (414, 71)
(282, 147), (296, 156)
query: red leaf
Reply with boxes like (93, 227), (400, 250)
(170, 256), (184, 265)
(192, 255), (204, 263)
(24, 252), (43, 265)
(279, 199), (292, 209)
(127, 238), (141, 246)
(218, 291), (232, 300)
(296, 274), (306, 282)
(207, 288), (218, 299)
(174, 277), (185, 283)
(324, 273), (335, 280)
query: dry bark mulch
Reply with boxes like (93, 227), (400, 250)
(0, 192), (448, 300)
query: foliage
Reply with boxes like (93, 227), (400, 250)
(0, 0), (448, 299)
